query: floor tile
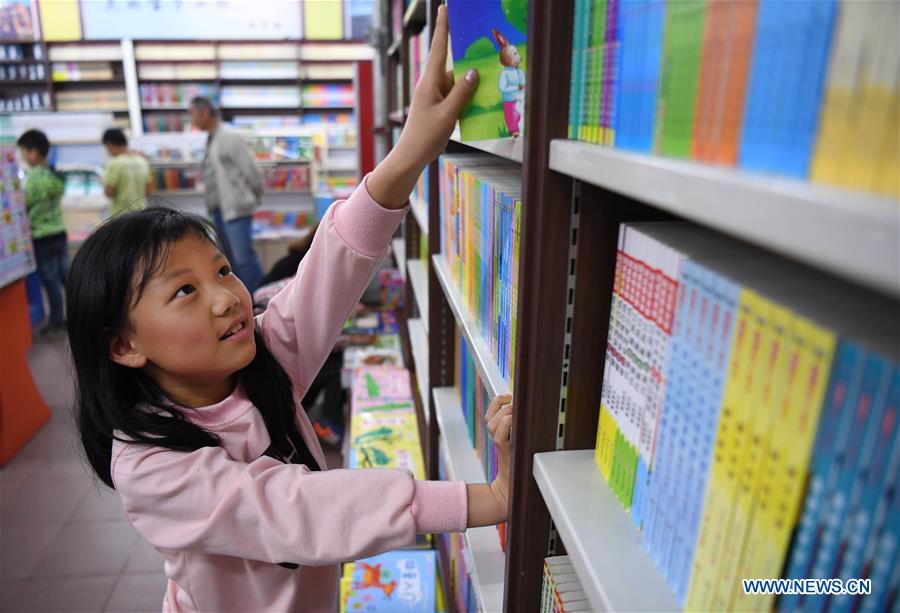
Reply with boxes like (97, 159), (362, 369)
(0, 475), (92, 525)
(4, 575), (117, 612)
(31, 521), (138, 578)
(104, 573), (167, 613)
(0, 523), (64, 580)
(70, 485), (127, 524)
(124, 538), (166, 575)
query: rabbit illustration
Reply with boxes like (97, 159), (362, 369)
(492, 27), (525, 137)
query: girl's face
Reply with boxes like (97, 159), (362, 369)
(110, 235), (256, 406)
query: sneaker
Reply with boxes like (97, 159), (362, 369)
(313, 420), (342, 446)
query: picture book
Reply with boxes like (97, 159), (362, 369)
(446, 0), (527, 141)
(343, 550), (436, 613)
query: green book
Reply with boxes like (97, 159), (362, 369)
(657, 0), (708, 157)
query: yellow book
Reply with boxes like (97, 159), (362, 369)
(596, 406), (616, 480)
(810, 1), (868, 186)
(732, 316), (837, 612)
(710, 297), (793, 611)
(837, 4), (887, 192)
(685, 290), (761, 611)
(868, 1), (899, 198)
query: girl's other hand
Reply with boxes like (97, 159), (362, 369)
(367, 5), (478, 209)
(486, 394), (513, 513)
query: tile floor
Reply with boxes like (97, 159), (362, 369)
(1, 335), (342, 612)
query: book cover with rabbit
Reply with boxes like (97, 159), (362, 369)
(446, 0), (528, 141)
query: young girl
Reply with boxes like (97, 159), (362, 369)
(67, 9), (509, 612)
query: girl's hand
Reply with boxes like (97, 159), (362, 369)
(367, 5), (478, 209)
(465, 394), (513, 527)
(486, 394), (513, 513)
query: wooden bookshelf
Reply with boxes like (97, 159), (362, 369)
(382, 0), (900, 610)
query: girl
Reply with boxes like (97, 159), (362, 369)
(67, 8), (510, 612)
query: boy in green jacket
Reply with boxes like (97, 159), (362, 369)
(17, 129), (67, 334)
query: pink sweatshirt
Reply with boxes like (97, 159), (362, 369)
(110, 180), (468, 612)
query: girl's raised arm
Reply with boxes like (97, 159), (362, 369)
(256, 5), (478, 398)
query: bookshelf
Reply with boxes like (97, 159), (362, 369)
(433, 387), (505, 613)
(382, 0), (900, 611)
(0, 40), (51, 113)
(533, 450), (679, 612)
(549, 140), (900, 299)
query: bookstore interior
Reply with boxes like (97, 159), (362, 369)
(1, 0), (898, 612)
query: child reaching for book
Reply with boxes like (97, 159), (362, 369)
(67, 8), (506, 612)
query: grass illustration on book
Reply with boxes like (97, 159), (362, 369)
(446, 0), (528, 141)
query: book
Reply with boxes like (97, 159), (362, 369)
(344, 550), (437, 613)
(446, 0), (528, 141)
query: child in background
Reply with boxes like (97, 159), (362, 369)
(16, 129), (67, 336)
(101, 128), (152, 216)
(67, 8), (505, 612)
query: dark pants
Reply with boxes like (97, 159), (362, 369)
(301, 349), (345, 427)
(32, 232), (68, 327)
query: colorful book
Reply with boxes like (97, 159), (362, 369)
(344, 550), (437, 613)
(446, 0), (528, 141)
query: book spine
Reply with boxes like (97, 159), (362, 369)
(685, 289), (759, 611)
(731, 316), (836, 612)
(779, 340), (867, 612)
(829, 366), (899, 613)
(857, 486), (900, 613)
(712, 298), (794, 611)
(802, 350), (892, 612)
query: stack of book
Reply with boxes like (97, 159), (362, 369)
(51, 62), (114, 82)
(221, 85), (299, 108)
(140, 83), (217, 109)
(595, 221), (899, 610)
(348, 366), (425, 481)
(56, 88), (127, 112)
(301, 83), (354, 108)
(541, 556), (590, 613)
(568, 0), (899, 198)
(438, 154), (522, 387)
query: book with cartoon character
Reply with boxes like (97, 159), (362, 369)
(342, 551), (437, 613)
(446, 0), (528, 141)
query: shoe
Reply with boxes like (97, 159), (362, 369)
(313, 420), (342, 446)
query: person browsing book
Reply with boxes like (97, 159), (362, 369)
(66, 8), (508, 612)
(101, 128), (152, 216)
(17, 129), (67, 336)
(190, 96), (265, 292)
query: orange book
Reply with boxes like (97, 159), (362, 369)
(691, 0), (757, 165)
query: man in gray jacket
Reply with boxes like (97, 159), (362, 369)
(190, 96), (264, 291)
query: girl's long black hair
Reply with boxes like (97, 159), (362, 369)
(67, 207), (316, 488)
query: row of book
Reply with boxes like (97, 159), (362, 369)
(438, 154), (522, 387)
(0, 43), (41, 61)
(541, 556), (590, 613)
(411, 164), (429, 230)
(568, 0), (899, 198)
(340, 550), (440, 613)
(56, 88), (127, 112)
(261, 166), (311, 193)
(455, 330), (506, 552)
(137, 63), (218, 81)
(0, 91), (50, 113)
(3, 62), (44, 81)
(302, 83), (354, 108)
(348, 366), (426, 482)
(140, 83), (217, 109)
(408, 23), (430, 111)
(51, 61), (114, 82)
(595, 221), (899, 611)
(435, 487), (479, 613)
(250, 135), (314, 162)
(153, 168), (200, 193)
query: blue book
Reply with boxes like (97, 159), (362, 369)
(779, 340), (867, 612)
(346, 550), (437, 613)
(568, 0), (586, 138)
(803, 351), (892, 613)
(857, 488), (900, 613)
(672, 265), (739, 604)
(830, 366), (900, 613)
(665, 260), (712, 587)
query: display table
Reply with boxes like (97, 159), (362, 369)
(0, 279), (50, 465)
